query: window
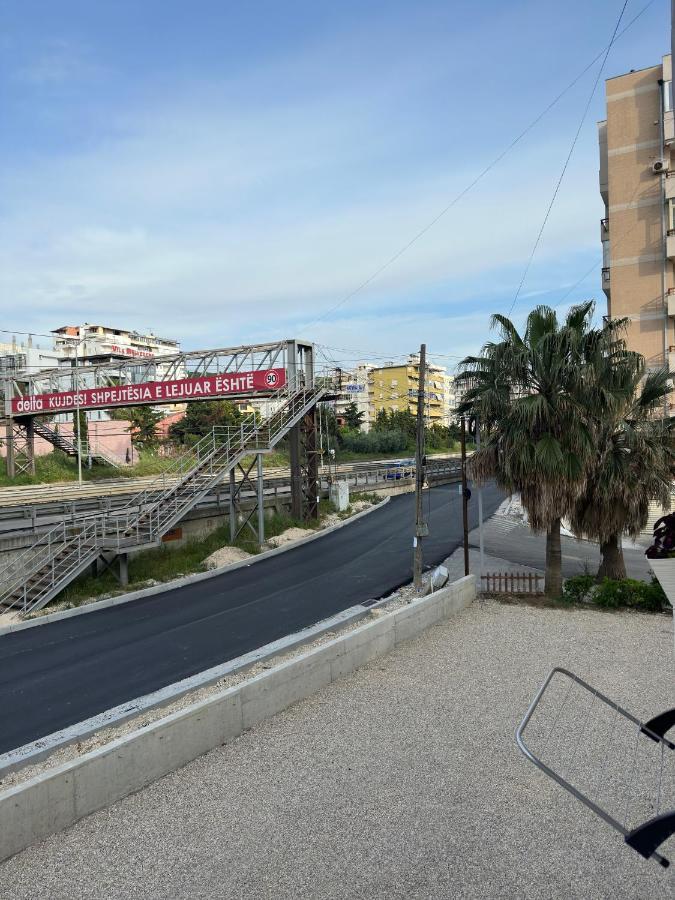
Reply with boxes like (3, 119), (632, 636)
(665, 80), (673, 114)
(669, 199), (675, 233)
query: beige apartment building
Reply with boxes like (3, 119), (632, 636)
(598, 49), (674, 372)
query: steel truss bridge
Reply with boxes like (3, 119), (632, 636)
(0, 339), (349, 617)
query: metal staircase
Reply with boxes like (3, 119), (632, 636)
(33, 420), (123, 468)
(0, 382), (325, 617)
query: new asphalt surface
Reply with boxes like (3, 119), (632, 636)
(0, 482), (503, 754)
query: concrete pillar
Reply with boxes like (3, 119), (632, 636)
(90, 555), (106, 578)
(118, 553), (129, 587)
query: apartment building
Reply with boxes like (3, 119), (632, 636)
(334, 364), (373, 431)
(598, 42), (673, 371)
(0, 336), (61, 379)
(53, 323), (182, 376)
(368, 355), (446, 426)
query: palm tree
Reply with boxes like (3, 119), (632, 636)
(571, 349), (673, 580)
(457, 302), (605, 597)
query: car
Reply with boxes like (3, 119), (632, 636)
(385, 460), (415, 480)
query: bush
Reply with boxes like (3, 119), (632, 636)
(560, 574), (595, 604)
(561, 575), (668, 612)
(340, 428), (410, 455)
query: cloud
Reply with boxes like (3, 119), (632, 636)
(0, 16), (606, 365)
(12, 38), (100, 86)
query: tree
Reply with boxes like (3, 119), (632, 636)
(169, 400), (242, 444)
(571, 347), (673, 579)
(457, 302), (609, 597)
(342, 401), (365, 431)
(110, 405), (162, 449)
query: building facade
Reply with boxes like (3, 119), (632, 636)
(52, 323), (182, 377)
(367, 355), (446, 427)
(334, 364), (373, 431)
(598, 51), (673, 372)
(0, 337), (61, 379)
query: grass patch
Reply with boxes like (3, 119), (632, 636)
(0, 450), (175, 488)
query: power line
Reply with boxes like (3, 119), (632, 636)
(507, 0), (630, 318)
(299, 0), (656, 332)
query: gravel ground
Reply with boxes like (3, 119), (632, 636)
(1, 599), (674, 899)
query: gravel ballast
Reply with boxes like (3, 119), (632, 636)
(0, 599), (673, 898)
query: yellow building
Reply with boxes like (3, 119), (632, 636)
(368, 355), (446, 426)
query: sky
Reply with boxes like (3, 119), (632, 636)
(0, 0), (671, 372)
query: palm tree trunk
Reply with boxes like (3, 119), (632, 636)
(597, 533), (626, 581)
(545, 518), (562, 598)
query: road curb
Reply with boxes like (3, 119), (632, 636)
(0, 575), (476, 864)
(0, 602), (375, 777)
(0, 497), (390, 636)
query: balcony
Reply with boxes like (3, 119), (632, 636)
(667, 230), (675, 260)
(601, 267), (611, 297)
(668, 290), (675, 317)
(600, 217), (609, 241)
(666, 172), (675, 201)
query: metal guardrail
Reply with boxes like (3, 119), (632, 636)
(0, 459), (462, 537)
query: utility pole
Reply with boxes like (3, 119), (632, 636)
(413, 344), (428, 590)
(475, 416), (484, 577)
(460, 415), (470, 577)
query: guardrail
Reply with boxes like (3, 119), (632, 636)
(0, 459), (462, 538)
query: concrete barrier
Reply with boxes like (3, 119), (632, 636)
(0, 575), (475, 863)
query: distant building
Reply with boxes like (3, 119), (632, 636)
(367, 355), (447, 427)
(50, 323), (187, 420)
(334, 364), (373, 431)
(0, 336), (61, 380)
(598, 35), (673, 372)
(52, 323), (183, 378)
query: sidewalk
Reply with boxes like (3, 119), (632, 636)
(0, 599), (672, 898)
(466, 500), (651, 582)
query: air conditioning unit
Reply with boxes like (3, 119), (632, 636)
(652, 159), (668, 173)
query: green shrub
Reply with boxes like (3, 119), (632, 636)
(561, 574), (595, 604)
(561, 575), (668, 612)
(340, 428), (410, 455)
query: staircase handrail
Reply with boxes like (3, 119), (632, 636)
(102, 381), (326, 548)
(0, 515), (105, 614)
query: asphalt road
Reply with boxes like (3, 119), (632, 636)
(0, 482), (503, 754)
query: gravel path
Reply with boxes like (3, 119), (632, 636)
(1, 599), (674, 899)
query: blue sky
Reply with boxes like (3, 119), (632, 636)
(0, 0), (670, 371)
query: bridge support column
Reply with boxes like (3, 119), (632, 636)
(118, 553), (129, 587)
(229, 468), (237, 543)
(229, 451), (267, 549)
(6, 417), (35, 478)
(289, 406), (319, 522)
(4, 418), (14, 478)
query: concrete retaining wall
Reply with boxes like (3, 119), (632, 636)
(0, 575), (475, 863)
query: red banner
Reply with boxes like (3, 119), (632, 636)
(11, 368), (286, 415)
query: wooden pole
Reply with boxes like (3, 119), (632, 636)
(413, 344), (428, 591)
